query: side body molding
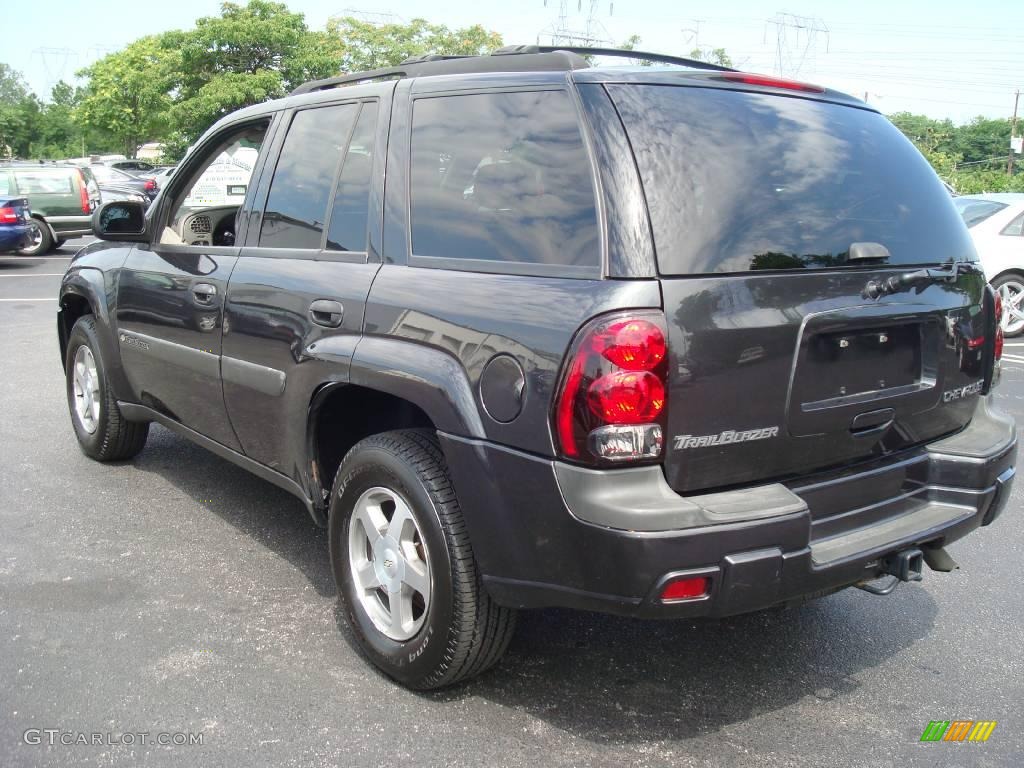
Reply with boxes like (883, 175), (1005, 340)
(349, 336), (487, 439)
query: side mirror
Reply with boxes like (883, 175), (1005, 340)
(92, 200), (148, 242)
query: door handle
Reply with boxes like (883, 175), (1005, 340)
(309, 299), (344, 328)
(193, 283), (217, 305)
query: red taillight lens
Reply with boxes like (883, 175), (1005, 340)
(587, 371), (665, 423)
(593, 319), (667, 370)
(145, 178), (156, 192)
(554, 311), (669, 463)
(994, 292), (1004, 361)
(0, 207), (18, 223)
(77, 171), (91, 214)
(718, 72), (825, 93)
(660, 576), (710, 602)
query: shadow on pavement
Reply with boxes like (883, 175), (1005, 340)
(129, 425), (335, 597)
(438, 591), (937, 743)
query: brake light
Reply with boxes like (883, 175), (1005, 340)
(144, 178), (156, 192)
(77, 170), (91, 214)
(0, 207), (18, 224)
(994, 292), (1004, 361)
(553, 312), (668, 463)
(718, 72), (825, 93)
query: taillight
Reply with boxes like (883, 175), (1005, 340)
(0, 207), (18, 223)
(144, 178), (156, 192)
(994, 292), (1004, 361)
(77, 171), (91, 214)
(717, 72), (825, 93)
(553, 312), (668, 463)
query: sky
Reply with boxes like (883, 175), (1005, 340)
(4, 0), (1021, 124)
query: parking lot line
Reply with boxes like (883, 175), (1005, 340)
(0, 256), (72, 260)
(0, 297), (56, 301)
(0, 273), (65, 277)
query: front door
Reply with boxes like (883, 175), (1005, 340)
(115, 118), (276, 451)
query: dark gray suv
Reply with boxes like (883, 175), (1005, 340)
(57, 47), (1017, 689)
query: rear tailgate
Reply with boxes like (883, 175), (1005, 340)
(604, 81), (991, 494)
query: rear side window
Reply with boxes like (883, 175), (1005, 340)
(260, 104), (358, 250)
(0, 172), (10, 195)
(1001, 212), (1024, 236)
(608, 85), (976, 274)
(409, 90), (599, 268)
(955, 198), (1008, 228)
(326, 102), (377, 252)
(14, 170), (74, 194)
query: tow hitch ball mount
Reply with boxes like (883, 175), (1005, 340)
(856, 546), (956, 595)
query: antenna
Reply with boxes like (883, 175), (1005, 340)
(764, 12), (829, 78)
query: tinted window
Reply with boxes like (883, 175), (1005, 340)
(1001, 212), (1024, 236)
(609, 85), (976, 274)
(14, 169), (74, 194)
(410, 90), (598, 268)
(0, 171), (10, 195)
(954, 198), (1009, 228)
(259, 104), (358, 249)
(327, 102), (377, 251)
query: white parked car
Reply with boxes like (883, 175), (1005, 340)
(954, 193), (1024, 336)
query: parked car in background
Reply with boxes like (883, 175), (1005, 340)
(0, 162), (98, 255)
(94, 159), (158, 174)
(85, 164), (158, 203)
(0, 193), (32, 253)
(148, 166), (175, 191)
(954, 193), (1024, 336)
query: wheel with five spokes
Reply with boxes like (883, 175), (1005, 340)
(329, 429), (517, 689)
(993, 272), (1024, 338)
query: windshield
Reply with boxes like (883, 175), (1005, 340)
(607, 85), (977, 274)
(954, 197), (1009, 228)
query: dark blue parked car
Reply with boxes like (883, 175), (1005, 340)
(0, 195), (32, 252)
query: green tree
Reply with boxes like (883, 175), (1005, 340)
(328, 16), (502, 72)
(688, 47), (734, 68)
(0, 64), (40, 158)
(163, 0), (343, 145)
(75, 36), (174, 157)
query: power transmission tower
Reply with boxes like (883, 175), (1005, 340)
(765, 12), (829, 78)
(30, 48), (78, 93)
(538, 1), (615, 47)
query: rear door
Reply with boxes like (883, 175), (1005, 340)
(222, 96), (385, 470)
(600, 82), (989, 493)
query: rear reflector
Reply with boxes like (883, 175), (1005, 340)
(660, 576), (710, 602)
(718, 72), (825, 93)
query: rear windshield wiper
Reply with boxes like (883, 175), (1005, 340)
(862, 261), (965, 300)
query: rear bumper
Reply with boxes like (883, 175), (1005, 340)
(0, 225), (31, 251)
(441, 396), (1016, 618)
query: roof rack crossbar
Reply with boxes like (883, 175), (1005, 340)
(291, 66), (409, 95)
(531, 45), (737, 72)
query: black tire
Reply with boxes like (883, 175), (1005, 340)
(329, 429), (516, 689)
(55, 238), (67, 249)
(991, 272), (1024, 338)
(18, 218), (53, 256)
(65, 316), (149, 461)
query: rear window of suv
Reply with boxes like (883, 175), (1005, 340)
(14, 169), (75, 194)
(607, 85), (975, 274)
(409, 90), (599, 270)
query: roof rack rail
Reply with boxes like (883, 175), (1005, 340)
(290, 44), (734, 95)
(528, 45), (737, 72)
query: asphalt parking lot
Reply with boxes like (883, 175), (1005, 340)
(1, 241), (1023, 767)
